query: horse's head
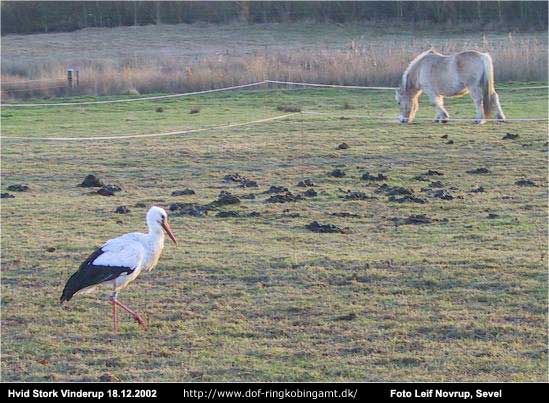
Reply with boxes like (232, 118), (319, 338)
(395, 87), (419, 124)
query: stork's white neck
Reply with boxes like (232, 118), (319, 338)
(147, 224), (164, 239)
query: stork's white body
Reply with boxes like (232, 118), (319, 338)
(78, 231), (165, 295)
(60, 206), (177, 332)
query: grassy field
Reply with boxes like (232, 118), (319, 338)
(1, 84), (548, 381)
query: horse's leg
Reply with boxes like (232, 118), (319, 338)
(492, 91), (506, 122)
(469, 88), (486, 124)
(437, 97), (449, 123)
(431, 95), (449, 123)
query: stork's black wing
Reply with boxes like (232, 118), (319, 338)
(60, 247), (135, 303)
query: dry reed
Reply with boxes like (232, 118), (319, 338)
(1, 31), (546, 100)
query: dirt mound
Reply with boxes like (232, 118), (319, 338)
(212, 191), (240, 206)
(297, 179), (316, 187)
(337, 143), (349, 150)
(420, 183), (454, 200)
(305, 221), (348, 233)
(329, 169), (346, 178)
(223, 173), (244, 183)
(487, 213), (499, 219)
(335, 313), (357, 321)
(1, 193), (15, 199)
(172, 188), (195, 196)
(515, 178), (537, 187)
(331, 212), (360, 218)
(134, 202), (147, 208)
(169, 202), (214, 217)
(502, 132), (519, 140)
(431, 190), (454, 200)
(388, 195), (426, 203)
(265, 192), (303, 203)
(216, 211), (240, 218)
(277, 104), (301, 112)
(216, 211), (261, 218)
(375, 184), (413, 196)
(97, 185), (122, 196)
(390, 214), (433, 225)
(413, 170), (444, 181)
(302, 189), (318, 197)
(238, 178), (258, 188)
(99, 373), (120, 382)
(79, 174), (104, 188)
(7, 184), (29, 192)
(361, 172), (387, 181)
(241, 193), (256, 200)
(470, 186), (485, 193)
(466, 167), (490, 175)
(115, 206), (130, 214)
(342, 191), (376, 201)
(223, 173), (257, 188)
(266, 185), (289, 194)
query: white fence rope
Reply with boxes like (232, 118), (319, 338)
(1, 79), (547, 108)
(265, 80), (397, 90)
(0, 81), (268, 107)
(267, 80), (548, 91)
(0, 113), (298, 142)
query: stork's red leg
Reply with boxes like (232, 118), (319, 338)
(111, 298), (118, 332)
(110, 287), (119, 333)
(111, 298), (147, 329)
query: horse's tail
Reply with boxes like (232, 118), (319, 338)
(481, 53), (495, 118)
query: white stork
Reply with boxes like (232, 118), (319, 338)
(60, 206), (177, 332)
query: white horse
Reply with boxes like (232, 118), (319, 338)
(395, 49), (506, 124)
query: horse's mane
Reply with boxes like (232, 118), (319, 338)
(402, 48), (437, 90)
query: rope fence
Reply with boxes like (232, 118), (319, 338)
(0, 113), (298, 142)
(0, 81), (268, 107)
(1, 79), (547, 108)
(265, 80), (397, 90)
(0, 79), (547, 143)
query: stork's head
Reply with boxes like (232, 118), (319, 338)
(147, 206), (177, 244)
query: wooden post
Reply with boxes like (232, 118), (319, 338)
(67, 68), (79, 89)
(67, 68), (74, 89)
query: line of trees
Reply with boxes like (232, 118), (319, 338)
(2, 1), (547, 35)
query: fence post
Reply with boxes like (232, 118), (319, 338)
(67, 68), (79, 89)
(67, 68), (74, 89)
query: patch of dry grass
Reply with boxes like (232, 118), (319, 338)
(1, 24), (546, 100)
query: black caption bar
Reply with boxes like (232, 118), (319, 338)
(3, 382), (545, 402)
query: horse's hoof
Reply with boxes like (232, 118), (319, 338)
(440, 118), (449, 124)
(496, 115), (506, 123)
(474, 119), (486, 125)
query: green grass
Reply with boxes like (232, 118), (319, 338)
(1, 84), (547, 381)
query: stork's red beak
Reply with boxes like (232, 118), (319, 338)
(161, 220), (177, 245)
